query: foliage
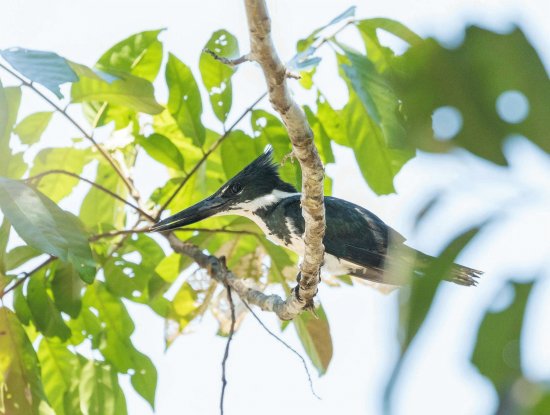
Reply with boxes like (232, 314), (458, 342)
(0, 6), (548, 414)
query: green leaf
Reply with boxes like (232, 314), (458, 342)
(0, 307), (54, 414)
(80, 159), (127, 230)
(138, 133), (185, 171)
(70, 63), (163, 114)
(38, 338), (81, 415)
(316, 93), (348, 146)
(154, 253), (181, 283)
(343, 91), (413, 194)
(220, 130), (261, 178)
(390, 26), (550, 163)
(199, 30), (239, 122)
(304, 106), (335, 164)
(27, 271), (71, 340)
(358, 18), (423, 46)
(0, 48), (78, 98)
(472, 281), (534, 394)
(97, 29), (164, 82)
(6, 245), (42, 270)
(0, 177), (96, 281)
(166, 53), (206, 147)
(85, 283), (157, 407)
(51, 262), (84, 318)
(13, 285), (33, 325)
(293, 304), (333, 375)
(14, 111), (54, 145)
(0, 83), (22, 143)
(79, 360), (125, 415)
(30, 147), (91, 202)
(0, 218), (10, 275)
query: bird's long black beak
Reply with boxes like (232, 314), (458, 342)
(150, 195), (226, 233)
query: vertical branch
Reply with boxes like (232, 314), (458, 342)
(244, 0), (326, 310)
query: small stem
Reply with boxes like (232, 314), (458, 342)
(220, 280), (236, 415)
(1, 256), (56, 298)
(0, 62), (141, 201)
(90, 226), (260, 242)
(156, 92), (267, 218)
(25, 170), (154, 222)
(204, 49), (251, 66)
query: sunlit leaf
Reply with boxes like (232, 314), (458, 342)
(38, 338), (81, 415)
(0, 83), (26, 179)
(79, 360), (126, 415)
(97, 29), (164, 82)
(0, 48), (78, 98)
(166, 53), (206, 147)
(138, 133), (185, 171)
(0, 177), (96, 281)
(14, 111), (54, 145)
(304, 106), (335, 165)
(220, 130), (261, 178)
(199, 30), (239, 122)
(0, 219), (9, 275)
(0, 307), (54, 415)
(5, 245), (42, 271)
(293, 304), (333, 375)
(30, 147), (92, 202)
(390, 26), (550, 163)
(71, 63), (163, 114)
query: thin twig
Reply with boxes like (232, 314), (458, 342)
(91, 227), (260, 242)
(156, 92), (267, 218)
(25, 169), (154, 221)
(1, 256), (56, 298)
(240, 298), (320, 399)
(0, 62), (141, 201)
(204, 49), (251, 66)
(220, 280), (236, 415)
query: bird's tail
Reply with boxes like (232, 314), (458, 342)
(413, 251), (483, 287)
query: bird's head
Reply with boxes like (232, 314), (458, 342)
(150, 148), (297, 232)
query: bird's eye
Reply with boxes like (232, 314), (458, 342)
(229, 182), (243, 195)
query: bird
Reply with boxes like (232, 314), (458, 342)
(150, 148), (482, 289)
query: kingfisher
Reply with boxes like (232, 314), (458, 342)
(151, 149), (481, 288)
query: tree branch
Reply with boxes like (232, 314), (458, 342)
(1, 256), (56, 298)
(0, 62), (142, 203)
(244, 0), (326, 312)
(156, 92), (266, 218)
(26, 169), (155, 221)
(204, 49), (251, 67)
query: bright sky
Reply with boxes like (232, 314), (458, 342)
(1, 1), (550, 414)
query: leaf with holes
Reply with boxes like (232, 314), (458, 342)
(0, 177), (96, 281)
(200, 30), (239, 122)
(166, 53), (206, 147)
(390, 26), (550, 163)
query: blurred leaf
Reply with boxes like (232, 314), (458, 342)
(27, 271), (71, 340)
(79, 360), (126, 415)
(1, 48), (78, 98)
(30, 147), (91, 202)
(13, 285), (33, 325)
(390, 26), (550, 163)
(51, 262), (84, 318)
(200, 30), (239, 122)
(154, 253), (181, 283)
(97, 29), (164, 81)
(138, 133), (185, 171)
(472, 281), (534, 394)
(85, 283), (157, 407)
(0, 307), (53, 415)
(38, 338), (81, 415)
(0, 177), (96, 281)
(293, 304), (333, 375)
(316, 93), (348, 146)
(14, 111), (53, 145)
(70, 63), (163, 114)
(0, 82), (21, 143)
(6, 245), (42, 271)
(220, 130), (261, 178)
(166, 53), (206, 147)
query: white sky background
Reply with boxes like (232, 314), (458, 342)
(1, 1), (550, 414)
